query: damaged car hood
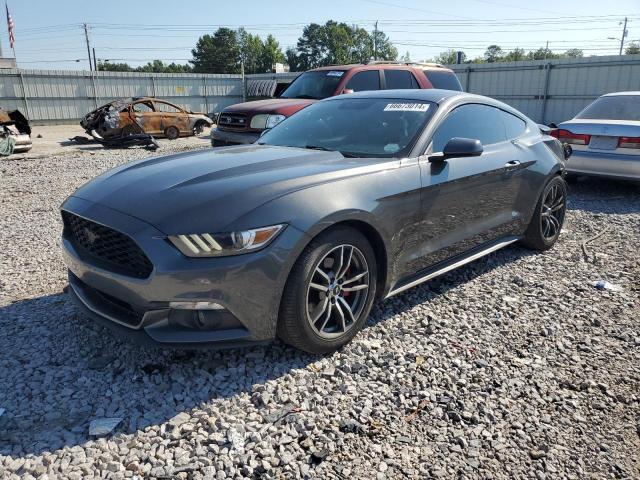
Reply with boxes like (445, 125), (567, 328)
(71, 144), (386, 234)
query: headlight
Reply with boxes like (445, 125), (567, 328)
(266, 114), (286, 129)
(168, 224), (285, 257)
(249, 114), (286, 130)
(250, 114), (268, 129)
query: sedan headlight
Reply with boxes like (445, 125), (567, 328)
(168, 224), (285, 257)
(250, 114), (286, 130)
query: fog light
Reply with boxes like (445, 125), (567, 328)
(168, 308), (242, 331)
(169, 301), (225, 310)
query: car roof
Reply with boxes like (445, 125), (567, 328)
(311, 63), (452, 72)
(323, 88), (465, 104)
(602, 91), (640, 97)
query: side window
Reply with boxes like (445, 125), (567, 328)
(132, 101), (154, 113)
(346, 70), (380, 92)
(155, 101), (183, 113)
(500, 110), (527, 139)
(385, 69), (419, 89)
(424, 70), (463, 91)
(430, 104), (506, 152)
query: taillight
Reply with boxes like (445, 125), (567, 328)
(556, 129), (591, 145)
(618, 136), (640, 149)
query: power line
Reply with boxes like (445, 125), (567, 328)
(357, 0), (472, 19)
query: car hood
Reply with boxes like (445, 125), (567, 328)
(71, 145), (385, 234)
(223, 98), (316, 115)
(558, 119), (640, 137)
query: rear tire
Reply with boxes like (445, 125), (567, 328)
(520, 175), (567, 251)
(277, 226), (377, 353)
(164, 126), (180, 140)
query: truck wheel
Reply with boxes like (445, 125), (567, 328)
(164, 126), (180, 140)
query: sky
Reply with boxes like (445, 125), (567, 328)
(1, 0), (638, 70)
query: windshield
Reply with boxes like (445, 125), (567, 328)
(279, 70), (345, 100)
(576, 95), (640, 121)
(259, 98), (436, 158)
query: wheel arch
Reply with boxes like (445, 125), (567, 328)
(289, 216), (389, 299)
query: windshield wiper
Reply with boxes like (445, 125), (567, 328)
(303, 145), (359, 158)
(303, 144), (332, 152)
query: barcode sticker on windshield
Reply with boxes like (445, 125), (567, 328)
(384, 103), (429, 112)
(326, 70), (345, 77)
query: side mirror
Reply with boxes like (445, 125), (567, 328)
(342, 88), (354, 95)
(429, 137), (483, 162)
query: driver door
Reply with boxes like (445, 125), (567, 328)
(416, 103), (524, 270)
(128, 100), (160, 135)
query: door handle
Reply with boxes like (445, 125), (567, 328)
(505, 160), (521, 167)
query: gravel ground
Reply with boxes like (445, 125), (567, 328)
(1, 142), (639, 480)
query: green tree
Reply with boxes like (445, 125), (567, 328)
(484, 45), (504, 63)
(136, 60), (192, 73)
(260, 34), (286, 72)
(191, 28), (241, 73)
(287, 20), (396, 71)
(563, 48), (583, 58)
(625, 42), (640, 54)
(239, 28), (265, 74)
(527, 47), (560, 60)
(399, 51), (411, 63)
(371, 29), (397, 61)
(433, 49), (466, 64)
(97, 61), (133, 72)
(504, 48), (526, 62)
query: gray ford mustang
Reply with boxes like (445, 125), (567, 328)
(61, 89), (569, 353)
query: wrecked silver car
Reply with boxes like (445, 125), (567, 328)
(0, 108), (32, 156)
(80, 97), (213, 140)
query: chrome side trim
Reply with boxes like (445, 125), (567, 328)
(69, 280), (144, 329)
(385, 237), (520, 298)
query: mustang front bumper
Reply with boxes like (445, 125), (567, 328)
(61, 196), (306, 348)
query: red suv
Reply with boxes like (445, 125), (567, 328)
(211, 62), (462, 146)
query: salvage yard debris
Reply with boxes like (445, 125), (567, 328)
(0, 107), (32, 156)
(80, 97), (212, 141)
(592, 279), (623, 291)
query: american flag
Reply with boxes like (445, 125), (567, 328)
(6, 4), (14, 49)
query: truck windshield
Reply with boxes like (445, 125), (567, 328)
(259, 98), (436, 158)
(280, 71), (345, 100)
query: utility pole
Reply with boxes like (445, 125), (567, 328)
(83, 23), (92, 71)
(373, 21), (378, 61)
(619, 17), (628, 55)
(92, 47), (97, 71)
(543, 40), (549, 61)
(240, 61), (246, 102)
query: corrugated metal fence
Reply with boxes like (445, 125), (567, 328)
(447, 54), (640, 124)
(0, 69), (245, 124)
(1, 54), (639, 124)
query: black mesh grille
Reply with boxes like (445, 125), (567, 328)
(62, 211), (153, 279)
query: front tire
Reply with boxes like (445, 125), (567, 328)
(277, 226), (377, 353)
(520, 175), (567, 251)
